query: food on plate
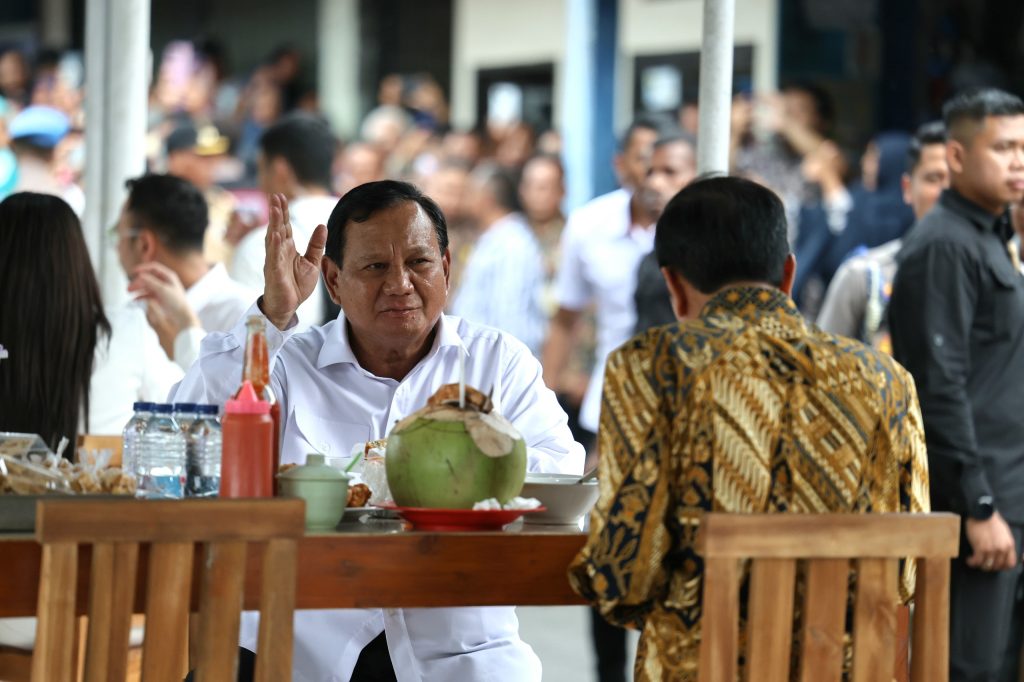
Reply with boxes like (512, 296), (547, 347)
(347, 482), (371, 507)
(385, 383), (526, 509)
(0, 453), (137, 496)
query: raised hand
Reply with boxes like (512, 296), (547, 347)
(128, 261), (201, 355)
(260, 193), (328, 330)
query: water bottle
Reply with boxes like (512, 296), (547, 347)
(173, 402), (198, 434)
(186, 404), (222, 497)
(121, 402), (153, 475)
(136, 403), (187, 499)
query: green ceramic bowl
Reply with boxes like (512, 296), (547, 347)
(278, 454), (350, 530)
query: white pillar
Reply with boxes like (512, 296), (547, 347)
(562, 0), (596, 211)
(317, 0), (361, 139)
(696, 0), (735, 175)
(83, 0), (150, 307)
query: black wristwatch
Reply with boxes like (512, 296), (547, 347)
(970, 495), (996, 521)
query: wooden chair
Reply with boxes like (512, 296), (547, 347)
(695, 513), (960, 682)
(31, 498), (304, 682)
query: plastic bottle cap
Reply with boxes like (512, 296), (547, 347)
(198, 404), (220, 416)
(173, 403), (197, 412)
(224, 380), (270, 415)
(132, 401), (153, 412)
(152, 403), (173, 414)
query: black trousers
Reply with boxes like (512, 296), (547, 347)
(590, 608), (628, 682)
(183, 631), (395, 682)
(949, 522), (1024, 682)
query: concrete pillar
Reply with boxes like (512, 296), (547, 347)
(83, 0), (150, 307)
(562, 0), (596, 211)
(40, 0), (72, 48)
(696, 0), (735, 175)
(317, 0), (361, 139)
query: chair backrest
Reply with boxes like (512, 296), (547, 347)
(695, 513), (960, 682)
(31, 498), (304, 682)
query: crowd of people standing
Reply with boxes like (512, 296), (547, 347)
(2, 36), (1024, 682)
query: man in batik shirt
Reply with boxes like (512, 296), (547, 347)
(569, 176), (929, 682)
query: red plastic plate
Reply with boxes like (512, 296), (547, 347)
(376, 504), (547, 531)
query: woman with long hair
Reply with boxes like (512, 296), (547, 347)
(0, 192), (182, 452)
(0, 192), (109, 449)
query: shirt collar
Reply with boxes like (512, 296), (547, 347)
(316, 312), (466, 372)
(941, 188), (1014, 241)
(185, 262), (229, 311)
(699, 285), (806, 331)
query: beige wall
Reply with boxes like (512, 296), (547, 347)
(451, 0), (567, 130)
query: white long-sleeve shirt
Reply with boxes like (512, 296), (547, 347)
(450, 213), (547, 357)
(555, 189), (654, 432)
(170, 304), (584, 682)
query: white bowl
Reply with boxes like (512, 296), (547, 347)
(520, 473), (600, 525)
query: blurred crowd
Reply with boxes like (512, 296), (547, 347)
(1, 38), (1022, 444)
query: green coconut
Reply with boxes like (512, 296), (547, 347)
(385, 391), (527, 509)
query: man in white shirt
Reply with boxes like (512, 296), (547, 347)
(172, 180), (584, 681)
(114, 174), (258, 370)
(541, 118), (660, 449)
(230, 113), (339, 328)
(451, 165), (546, 356)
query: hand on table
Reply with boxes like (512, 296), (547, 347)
(260, 192), (328, 330)
(128, 262), (202, 358)
(966, 512), (1018, 572)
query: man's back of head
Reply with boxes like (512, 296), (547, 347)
(656, 176), (790, 317)
(125, 173), (208, 256)
(258, 112), (337, 196)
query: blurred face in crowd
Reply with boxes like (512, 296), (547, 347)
(336, 143), (385, 196)
(948, 115), (1024, 214)
(423, 166), (470, 223)
(167, 150), (216, 191)
(902, 143), (950, 220)
(783, 88), (822, 134)
(642, 140), (697, 219)
(0, 51), (28, 96)
(519, 157), (565, 225)
(323, 201), (450, 357)
(442, 131), (482, 166)
(615, 127), (658, 192)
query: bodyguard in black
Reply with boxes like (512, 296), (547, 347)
(890, 88), (1024, 682)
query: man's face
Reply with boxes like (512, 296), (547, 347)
(114, 205), (145, 275)
(325, 201), (450, 354)
(902, 143), (950, 220)
(167, 150), (215, 191)
(783, 89), (821, 133)
(519, 158), (564, 224)
(423, 168), (469, 222)
(616, 127), (657, 191)
(642, 141), (696, 219)
(951, 115), (1024, 212)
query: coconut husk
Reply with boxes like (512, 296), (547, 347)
(390, 383), (521, 457)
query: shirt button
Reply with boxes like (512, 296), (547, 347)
(321, 442), (331, 453)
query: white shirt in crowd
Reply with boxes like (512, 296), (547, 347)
(170, 304), (584, 682)
(555, 188), (654, 433)
(450, 212), (547, 357)
(230, 195), (338, 330)
(172, 262), (259, 370)
(87, 304), (184, 434)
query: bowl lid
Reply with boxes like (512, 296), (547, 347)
(278, 453), (350, 482)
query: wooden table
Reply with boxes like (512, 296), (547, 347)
(0, 513), (588, 616)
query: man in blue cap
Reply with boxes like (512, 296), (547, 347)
(9, 105), (84, 215)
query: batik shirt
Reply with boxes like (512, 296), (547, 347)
(569, 286), (929, 681)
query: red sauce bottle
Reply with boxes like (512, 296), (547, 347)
(240, 316), (282, 493)
(220, 380), (274, 498)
